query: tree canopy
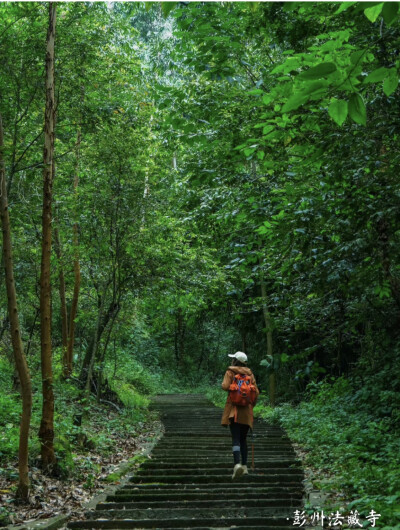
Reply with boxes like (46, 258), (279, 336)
(0, 1), (400, 525)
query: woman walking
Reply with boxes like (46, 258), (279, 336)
(221, 351), (259, 479)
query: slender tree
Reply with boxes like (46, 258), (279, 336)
(0, 114), (33, 501)
(65, 124), (82, 377)
(38, 2), (57, 470)
(259, 267), (275, 407)
(54, 226), (69, 376)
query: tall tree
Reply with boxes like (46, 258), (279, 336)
(0, 114), (33, 501)
(65, 123), (82, 377)
(38, 2), (57, 470)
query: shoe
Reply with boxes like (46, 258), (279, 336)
(232, 463), (245, 480)
(242, 465), (248, 475)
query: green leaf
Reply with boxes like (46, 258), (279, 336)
(364, 2), (384, 22)
(161, 2), (177, 18)
(350, 50), (366, 65)
(298, 62), (337, 80)
(300, 80), (327, 96)
(248, 88), (263, 95)
(282, 93), (308, 113)
(263, 125), (275, 135)
(382, 2), (399, 24)
(244, 147), (256, 157)
(145, 2), (156, 12)
(335, 2), (356, 14)
(281, 81), (328, 114)
(328, 99), (348, 126)
(262, 94), (271, 105)
(383, 69), (399, 96)
(364, 67), (389, 83)
(349, 93), (366, 125)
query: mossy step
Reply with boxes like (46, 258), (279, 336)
(69, 515), (295, 529)
(157, 439), (291, 445)
(140, 458), (301, 469)
(109, 491), (303, 501)
(160, 430), (287, 434)
(135, 467), (302, 476)
(129, 475), (303, 485)
(85, 507), (295, 520)
(152, 447), (295, 452)
(120, 484), (303, 493)
(152, 443), (294, 450)
(142, 459), (299, 465)
(161, 425), (286, 430)
(145, 452), (298, 456)
(152, 449), (293, 453)
(69, 523), (293, 530)
(98, 498), (301, 510)
(152, 449), (295, 454)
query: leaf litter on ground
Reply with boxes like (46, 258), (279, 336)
(0, 406), (163, 527)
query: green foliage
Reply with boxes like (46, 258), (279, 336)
(106, 353), (161, 397)
(204, 386), (226, 409)
(115, 382), (149, 410)
(258, 370), (400, 527)
(0, 392), (21, 460)
(348, 93), (367, 126)
(0, 353), (156, 481)
(1, 4), (400, 521)
(328, 99), (348, 126)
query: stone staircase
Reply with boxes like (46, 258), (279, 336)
(68, 394), (304, 529)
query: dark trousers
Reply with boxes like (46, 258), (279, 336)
(229, 421), (250, 465)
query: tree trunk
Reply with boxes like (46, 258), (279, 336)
(0, 315), (9, 342)
(96, 305), (119, 402)
(0, 114), (33, 501)
(66, 126), (82, 377)
(54, 227), (68, 377)
(176, 307), (185, 367)
(259, 267), (275, 407)
(39, 2), (57, 471)
(378, 218), (400, 310)
(83, 295), (109, 414)
(79, 298), (119, 384)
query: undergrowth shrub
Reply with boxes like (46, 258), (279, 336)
(257, 375), (400, 528)
(116, 382), (149, 409)
(105, 354), (162, 395)
(0, 352), (157, 477)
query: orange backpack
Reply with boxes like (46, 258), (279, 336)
(229, 373), (257, 407)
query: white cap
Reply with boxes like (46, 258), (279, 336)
(228, 351), (248, 363)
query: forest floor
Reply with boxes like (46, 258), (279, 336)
(0, 405), (163, 527)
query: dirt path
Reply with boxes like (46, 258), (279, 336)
(67, 394), (304, 529)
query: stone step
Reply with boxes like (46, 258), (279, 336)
(69, 518), (294, 529)
(86, 507), (295, 520)
(68, 394), (303, 530)
(135, 467), (303, 476)
(96, 497), (302, 510)
(162, 424), (287, 428)
(156, 435), (292, 447)
(150, 451), (296, 457)
(120, 484), (303, 493)
(109, 490), (303, 501)
(149, 456), (296, 461)
(152, 446), (294, 450)
(141, 460), (301, 469)
(129, 475), (303, 484)
(162, 429), (287, 435)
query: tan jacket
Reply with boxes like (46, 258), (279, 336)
(221, 366), (259, 429)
